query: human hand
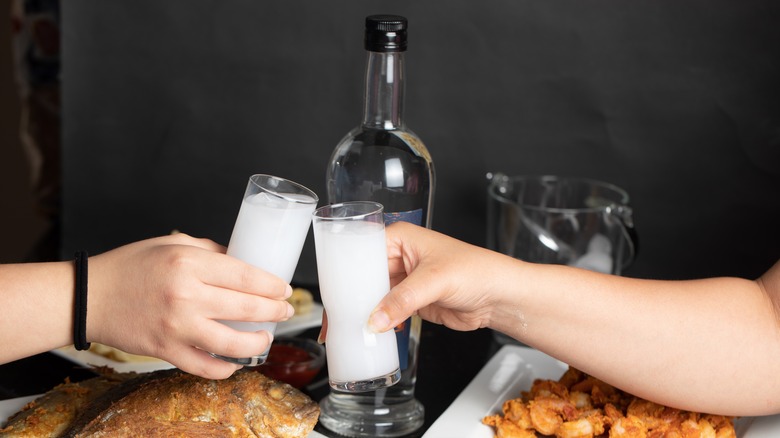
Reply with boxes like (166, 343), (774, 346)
(87, 233), (294, 379)
(366, 222), (507, 334)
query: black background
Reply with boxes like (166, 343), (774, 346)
(62, 0), (779, 285)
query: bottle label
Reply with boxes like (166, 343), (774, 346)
(383, 208), (422, 370)
(384, 209), (423, 226)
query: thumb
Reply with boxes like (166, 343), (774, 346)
(368, 276), (432, 333)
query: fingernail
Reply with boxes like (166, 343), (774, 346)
(368, 309), (391, 333)
(284, 285), (293, 299)
(316, 330), (325, 345)
(286, 303), (295, 319)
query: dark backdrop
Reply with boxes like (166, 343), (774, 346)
(62, 0), (780, 285)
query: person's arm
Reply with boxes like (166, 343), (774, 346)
(0, 260), (75, 361)
(0, 233), (294, 379)
(369, 221), (780, 416)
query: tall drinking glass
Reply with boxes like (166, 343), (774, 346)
(313, 202), (401, 393)
(214, 174), (318, 366)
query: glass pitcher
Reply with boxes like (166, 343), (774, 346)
(487, 173), (638, 275)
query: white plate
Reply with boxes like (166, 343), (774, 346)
(423, 345), (777, 438)
(0, 395), (37, 423)
(51, 303), (324, 373)
(0, 395), (327, 437)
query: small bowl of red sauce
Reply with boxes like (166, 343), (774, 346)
(258, 336), (325, 388)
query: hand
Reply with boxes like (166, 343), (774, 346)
(367, 222), (507, 334)
(88, 233), (294, 379)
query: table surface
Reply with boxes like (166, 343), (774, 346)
(0, 315), (513, 437)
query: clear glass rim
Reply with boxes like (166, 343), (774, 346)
(313, 201), (384, 221)
(489, 174), (630, 213)
(249, 174), (319, 204)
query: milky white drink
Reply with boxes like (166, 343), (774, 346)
(222, 191), (316, 334)
(214, 174), (317, 367)
(314, 212), (400, 391)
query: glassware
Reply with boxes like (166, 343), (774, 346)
(322, 14), (432, 437)
(313, 201), (401, 393)
(486, 173), (637, 274)
(486, 173), (639, 345)
(213, 174), (318, 366)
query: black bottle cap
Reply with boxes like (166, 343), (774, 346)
(364, 15), (407, 52)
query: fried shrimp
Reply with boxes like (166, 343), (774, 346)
(503, 399), (533, 429)
(482, 398), (535, 437)
(569, 391), (593, 411)
(528, 396), (578, 435)
(609, 415), (647, 437)
(556, 411), (607, 438)
(482, 366), (736, 438)
(481, 415), (537, 438)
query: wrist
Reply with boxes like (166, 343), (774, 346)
(85, 253), (108, 346)
(73, 251), (90, 351)
(484, 253), (534, 337)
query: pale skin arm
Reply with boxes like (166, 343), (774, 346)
(0, 233), (294, 380)
(368, 221), (780, 417)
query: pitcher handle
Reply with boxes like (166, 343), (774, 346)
(486, 171), (509, 188)
(608, 205), (639, 271)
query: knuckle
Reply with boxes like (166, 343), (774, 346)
(162, 248), (193, 271)
(237, 264), (257, 292)
(219, 335), (244, 358)
(167, 231), (192, 243)
(240, 297), (264, 321)
(218, 332), (267, 361)
(390, 284), (417, 312)
(158, 280), (189, 308)
(240, 298), (287, 323)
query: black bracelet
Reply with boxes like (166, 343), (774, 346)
(73, 250), (91, 351)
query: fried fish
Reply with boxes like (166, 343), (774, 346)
(0, 370), (133, 437)
(63, 368), (319, 438)
(2, 369), (319, 438)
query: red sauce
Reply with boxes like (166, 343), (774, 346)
(258, 344), (320, 388)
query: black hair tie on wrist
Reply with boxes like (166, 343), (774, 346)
(73, 250), (91, 351)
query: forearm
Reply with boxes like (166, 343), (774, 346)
(381, 223), (780, 415)
(0, 262), (75, 362)
(492, 260), (780, 416)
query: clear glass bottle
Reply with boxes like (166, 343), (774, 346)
(321, 14), (434, 438)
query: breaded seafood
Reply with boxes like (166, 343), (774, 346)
(483, 367), (735, 438)
(2, 368), (319, 438)
(0, 369), (133, 437)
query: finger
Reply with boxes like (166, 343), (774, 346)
(189, 319), (275, 362)
(159, 232), (228, 254)
(369, 279), (429, 333)
(385, 222), (422, 288)
(196, 252), (292, 300)
(203, 286), (294, 323)
(386, 224), (412, 272)
(162, 344), (243, 380)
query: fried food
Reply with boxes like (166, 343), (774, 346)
(0, 370), (133, 437)
(482, 366), (736, 438)
(2, 369), (319, 438)
(287, 287), (314, 315)
(64, 368), (319, 438)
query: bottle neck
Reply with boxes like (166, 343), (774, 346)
(362, 50), (405, 130)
